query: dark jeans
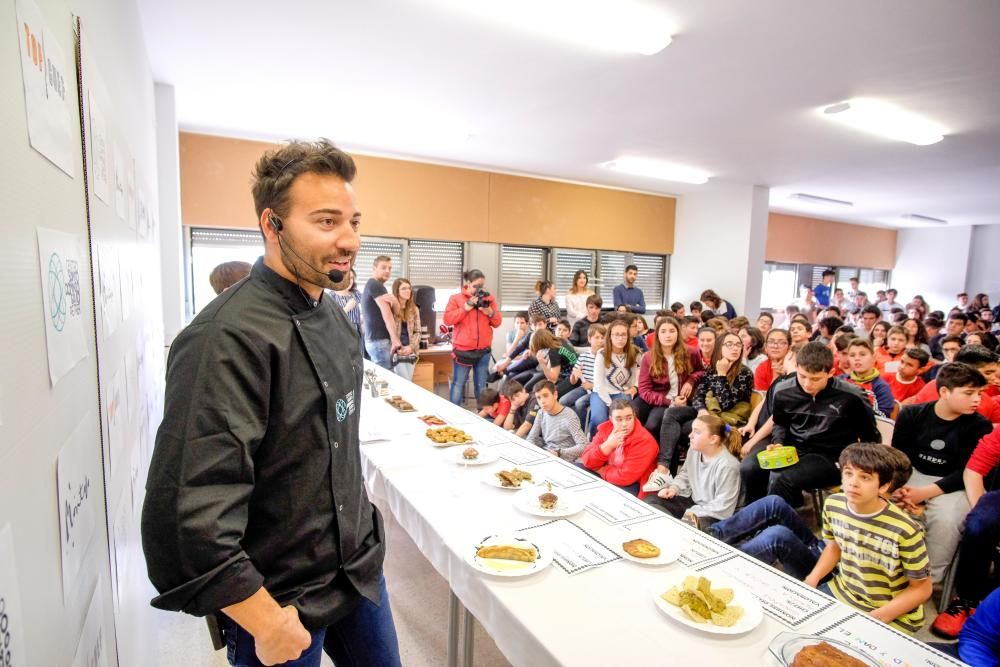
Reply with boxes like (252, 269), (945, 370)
(707, 496), (825, 579)
(657, 406), (698, 474)
(644, 494), (719, 529)
(955, 490), (1000, 602)
(632, 396), (666, 434)
(739, 441), (771, 504)
(573, 461), (640, 496)
(742, 449), (841, 507)
(450, 352), (491, 405)
(221, 575), (401, 667)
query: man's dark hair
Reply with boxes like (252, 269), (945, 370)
(209, 261), (251, 295)
(534, 380), (557, 395)
(625, 264), (638, 273)
(954, 344), (999, 369)
(902, 347), (930, 366)
(670, 302), (684, 313)
(957, 292), (969, 298)
(941, 334), (964, 347)
(514, 311), (529, 321)
(835, 325), (856, 336)
(862, 305), (882, 318)
(682, 315), (702, 326)
(557, 319), (572, 331)
(797, 341), (834, 373)
(701, 310), (716, 323)
(834, 333), (857, 352)
(477, 387), (501, 409)
(252, 138), (356, 220)
(501, 380), (525, 398)
(609, 397), (634, 414)
(936, 361), (987, 392)
(818, 316), (844, 335)
(839, 442), (910, 490)
(924, 317), (943, 329)
(948, 312), (969, 324)
(849, 276), (859, 283)
(757, 312), (774, 323)
(847, 338), (874, 353)
(887, 288), (898, 296)
(463, 269), (485, 284)
(822, 269), (836, 278)
(586, 294), (603, 308)
(373, 255), (391, 266)
(689, 301), (703, 312)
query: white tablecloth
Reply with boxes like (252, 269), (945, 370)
(359, 364), (964, 667)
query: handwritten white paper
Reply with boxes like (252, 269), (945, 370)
(97, 244), (120, 338)
(814, 611), (964, 667)
(36, 228), (89, 386)
(524, 458), (601, 489)
(0, 523), (28, 667)
(57, 416), (101, 603)
(14, 0), (76, 176)
(697, 553), (837, 628)
(71, 574), (110, 667)
(576, 484), (657, 525)
(624, 516), (730, 567)
(87, 89), (110, 203)
(517, 519), (622, 575)
(489, 441), (548, 466)
(112, 143), (126, 219)
(106, 367), (128, 465)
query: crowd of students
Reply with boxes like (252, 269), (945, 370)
(471, 265), (1000, 660)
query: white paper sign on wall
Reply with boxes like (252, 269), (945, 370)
(57, 416), (101, 604)
(36, 228), (90, 386)
(0, 523), (28, 667)
(71, 574), (110, 667)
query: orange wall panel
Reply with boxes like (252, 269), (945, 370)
(766, 213), (897, 269)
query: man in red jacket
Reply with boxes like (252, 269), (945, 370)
(578, 398), (659, 497)
(443, 269), (502, 405)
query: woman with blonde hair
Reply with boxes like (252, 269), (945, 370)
(565, 270), (594, 326)
(391, 278), (421, 380)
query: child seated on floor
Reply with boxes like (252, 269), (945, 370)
(843, 337), (895, 416)
(886, 347), (929, 405)
(708, 443), (932, 633)
(476, 387), (511, 427)
(578, 398), (659, 496)
(643, 413), (742, 529)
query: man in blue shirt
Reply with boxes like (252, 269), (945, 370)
(813, 269), (835, 307)
(613, 264), (646, 314)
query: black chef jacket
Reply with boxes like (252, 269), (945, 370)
(141, 259), (384, 629)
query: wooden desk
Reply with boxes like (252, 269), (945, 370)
(418, 343), (453, 388)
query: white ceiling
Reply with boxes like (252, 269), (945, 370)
(138, 0), (1000, 228)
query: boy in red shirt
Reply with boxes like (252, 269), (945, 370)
(578, 399), (658, 497)
(886, 348), (929, 405)
(476, 387), (511, 426)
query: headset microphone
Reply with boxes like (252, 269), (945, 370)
(269, 213), (346, 284)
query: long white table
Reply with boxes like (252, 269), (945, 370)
(359, 363), (965, 667)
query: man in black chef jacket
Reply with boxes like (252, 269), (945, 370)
(141, 139), (401, 667)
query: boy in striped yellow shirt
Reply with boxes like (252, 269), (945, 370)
(805, 443), (932, 632)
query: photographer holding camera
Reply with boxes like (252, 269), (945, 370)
(444, 269), (502, 405)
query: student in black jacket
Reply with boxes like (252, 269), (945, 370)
(744, 342), (880, 506)
(569, 295), (604, 346)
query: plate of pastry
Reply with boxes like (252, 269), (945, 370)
(767, 632), (875, 667)
(512, 484), (584, 518)
(424, 426), (475, 446)
(651, 571), (763, 635)
(482, 467), (537, 489)
(465, 533), (553, 577)
(618, 537), (680, 566)
(384, 395), (416, 412)
(446, 446), (499, 465)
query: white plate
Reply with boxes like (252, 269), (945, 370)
(650, 570), (764, 635)
(618, 538), (680, 566)
(465, 533), (553, 577)
(446, 446), (499, 465)
(482, 468), (538, 489)
(513, 486), (584, 518)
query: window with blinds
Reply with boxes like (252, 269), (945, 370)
(809, 265), (834, 289)
(189, 228), (264, 313)
(596, 251), (627, 305)
(632, 253), (666, 310)
(407, 240), (464, 311)
(760, 262), (798, 310)
(499, 245), (548, 311)
(355, 238), (405, 285)
(552, 249), (595, 308)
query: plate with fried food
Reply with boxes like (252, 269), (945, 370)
(767, 632), (875, 667)
(466, 533), (553, 577)
(482, 467), (537, 489)
(513, 484), (584, 518)
(618, 537), (680, 566)
(385, 396), (416, 412)
(424, 426), (475, 446)
(418, 415), (447, 426)
(652, 571), (763, 635)
(446, 446), (499, 465)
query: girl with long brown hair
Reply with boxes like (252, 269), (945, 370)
(565, 270), (594, 325)
(635, 317), (704, 435)
(391, 278), (421, 380)
(590, 319), (642, 436)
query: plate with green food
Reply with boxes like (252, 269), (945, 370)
(651, 570), (763, 635)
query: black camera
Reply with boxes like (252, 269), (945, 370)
(469, 289), (491, 308)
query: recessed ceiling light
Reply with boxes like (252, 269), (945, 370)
(788, 193), (854, 207)
(902, 213), (948, 225)
(821, 98), (946, 146)
(435, 0), (673, 55)
(603, 157), (709, 184)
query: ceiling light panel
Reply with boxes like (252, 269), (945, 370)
(603, 157), (710, 184)
(788, 193), (854, 207)
(821, 98), (946, 146)
(434, 0), (674, 55)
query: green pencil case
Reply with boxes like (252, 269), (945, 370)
(757, 446), (799, 470)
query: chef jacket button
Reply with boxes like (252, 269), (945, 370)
(338, 504), (344, 512)
(323, 380), (329, 388)
(295, 320), (301, 327)
(334, 441), (339, 449)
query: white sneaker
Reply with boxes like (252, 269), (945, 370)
(642, 471), (672, 493)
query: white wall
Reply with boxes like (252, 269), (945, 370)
(669, 183), (769, 316)
(966, 225), (1000, 305)
(155, 83), (186, 344)
(892, 226), (973, 313)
